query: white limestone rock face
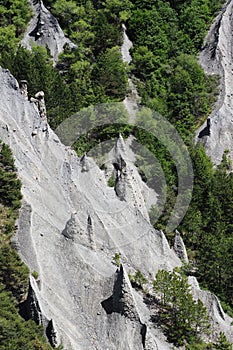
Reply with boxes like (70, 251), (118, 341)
(21, 0), (75, 61)
(110, 134), (157, 222)
(189, 276), (233, 343)
(173, 230), (189, 263)
(0, 66), (179, 349)
(198, 0), (233, 164)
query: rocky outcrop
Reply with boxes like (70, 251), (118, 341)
(173, 230), (189, 263)
(197, 0), (233, 164)
(113, 152), (127, 201)
(19, 279), (44, 324)
(189, 276), (233, 342)
(110, 134), (157, 221)
(62, 212), (79, 240)
(21, 0), (75, 61)
(19, 80), (28, 100)
(101, 265), (147, 350)
(1, 66), (233, 347)
(19, 278), (59, 347)
(0, 66), (180, 349)
(102, 265), (141, 321)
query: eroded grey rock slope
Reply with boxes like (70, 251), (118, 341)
(0, 67), (178, 349)
(1, 66), (233, 348)
(21, 0), (75, 61)
(198, 0), (233, 164)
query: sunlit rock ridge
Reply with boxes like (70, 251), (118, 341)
(198, 0), (233, 164)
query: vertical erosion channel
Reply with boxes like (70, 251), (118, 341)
(121, 24), (141, 124)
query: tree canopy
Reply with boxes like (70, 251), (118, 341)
(153, 268), (210, 346)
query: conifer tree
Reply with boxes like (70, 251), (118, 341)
(214, 332), (232, 350)
(153, 268), (210, 346)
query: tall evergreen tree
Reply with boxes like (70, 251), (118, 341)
(153, 269), (210, 346)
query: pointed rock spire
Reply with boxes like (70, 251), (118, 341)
(21, 0), (75, 61)
(80, 154), (90, 172)
(101, 265), (140, 320)
(62, 212), (79, 239)
(159, 230), (172, 256)
(173, 230), (189, 263)
(115, 133), (127, 155)
(112, 135), (127, 201)
(87, 214), (96, 250)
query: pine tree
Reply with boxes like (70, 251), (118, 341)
(153, 268), (210, 346)
(214, 332), (232, 350)
(0, 143), (22, 208)
(92, 46), (128, 100)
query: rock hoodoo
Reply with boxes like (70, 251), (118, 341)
(30, 91), (47, 119)
(62, 212), (79, 240)
(173, 230), (189, 263)
(20, 80), (28, 100)
(30, 90), (48, 135)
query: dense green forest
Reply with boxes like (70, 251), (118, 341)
(127, 0), (223, 141)
(0, 0), (233, 347)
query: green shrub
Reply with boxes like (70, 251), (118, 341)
(107, 174), (115, 187)
(32, 271), (39, 280)
(112, 252), (121, 267)
(214, 332), (232, 350)
(129, 270), (147, 290)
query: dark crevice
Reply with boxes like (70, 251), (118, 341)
(209, 15), (222, 60)
(19, 298), (30, 321)
(29, 14), (41, 40)
(140, 323), (147, 349)
(101, 266), (124, 315)
(46, 319), (57, 348)
(19, 284), (42, 324)
(113, 155), (126, 172)
(202, 0), (231, 60)
(198, 118), (211, 138)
